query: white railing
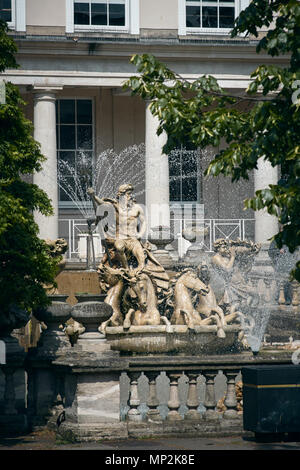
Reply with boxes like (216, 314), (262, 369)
(171, 218), (255, 258)
(59, 218), (255, 260)
(59, 218), (104, 260)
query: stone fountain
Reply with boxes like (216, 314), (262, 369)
(86, 183), (259, 357)
(25, 181), (299, 443)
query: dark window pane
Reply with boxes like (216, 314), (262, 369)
(91, 3), (107, 25)
(0, 0), (11, 22)
(60, 100), (75, 124)
(109, 3), (125, 26)
(77, 99), (92, 124)
(76, 175), (92, 199)
(77, 125), (93, 149)
(202, 6), (217, 28)
(60, 125), (76, 149)
(59, 151), (76, 174)
(59, 177), (75, 202)
(219, 6), (235, 28)
(77, 151), (93, 174)
(182, 152), (198, 201)
(186, 5), (200, 28)
(170, 178), (181, 202)
(182, 153), (197, 176)
(182, 177), (197, 201)
(74, 2), (89, 25)
(169, 151), (181, 177)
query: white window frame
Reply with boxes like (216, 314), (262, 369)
(0, 0), (15, 29)
(1, 0), (26, 32)
(178, 0), (249, 35)
(66, 0), (139, 34)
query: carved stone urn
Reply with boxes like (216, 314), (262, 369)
(148, 225), (174, 267)
(71, 301), (113, 352)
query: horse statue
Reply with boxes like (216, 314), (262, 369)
(99, 267), (171, 333)
(123, 271), (171, 329)
(169, 268), (226, 337)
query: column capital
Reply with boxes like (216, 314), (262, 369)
(30, 85), (63, 98)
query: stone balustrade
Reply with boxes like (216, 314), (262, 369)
(1, 296), (298, 441)
(122, 356), (246, 434)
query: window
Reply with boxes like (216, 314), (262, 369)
(56, 99), (94, 205)
(179, 0), (249, 34)
(0, 0), (13, 26)
(66, 0), (139, 34)
(0, 0), (26, 31)
(186, 0), (235, 30)
(169, 146), (200, 203)
(74, 0), (127, 29)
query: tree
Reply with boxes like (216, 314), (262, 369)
(0, 20), (60, 328)
(125, 0), (300, 281)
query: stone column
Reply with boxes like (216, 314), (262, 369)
(33, 86), (63, 240)
(253, 159), (279, 277)
(254, 159), (278, 244)
(145, 101), (170, 231)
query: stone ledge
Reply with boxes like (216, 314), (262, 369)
(56, 416), (243, 442)
(57, 422), (128, 442)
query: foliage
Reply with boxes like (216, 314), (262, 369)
(0, 20), (60, 319)
(124, 1), (300, 281)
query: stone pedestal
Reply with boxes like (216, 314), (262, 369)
(26, 301), (72, 428)
(33, 301), (72, 358)
(54, 353), (129, 441)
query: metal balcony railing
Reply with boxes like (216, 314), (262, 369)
(59, 218), (256, 260)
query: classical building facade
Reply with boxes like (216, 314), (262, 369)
(1, 0), (285, 259)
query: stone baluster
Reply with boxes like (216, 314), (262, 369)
(185, 372), (200, 420)
(3, 368), (17, 415)
(203, 370), (218, 420)
(167, 373), (182, 421)
(278, 279), (286, 306)
(127, 372), (142, 422)
(262, 278), (272, 303)
(291, 280), (299, 308)
(223, 370), (239, 419)
(145, 372), (161, 422)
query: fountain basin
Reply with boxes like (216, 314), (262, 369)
(105, 324), (243, 355)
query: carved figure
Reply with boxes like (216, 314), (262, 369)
(211, 238), (261, 314)
(123, 271), (171, 328)
(89, 184), (254, 347)
(88, 184), (146, 273)
(90, 184), (171, 331)
(169, 269), (226, 337)
(44, 238), (68, 294)
(195, 263), (226, 321)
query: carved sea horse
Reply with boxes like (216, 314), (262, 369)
(123, 271), (171, 329)
(170, 269), (226, 338)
